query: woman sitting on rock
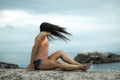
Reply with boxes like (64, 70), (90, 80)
(27, 22), (92, 71)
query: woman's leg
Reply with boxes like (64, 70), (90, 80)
(40, 59), (92, 71)
(48, 50), (81, 65)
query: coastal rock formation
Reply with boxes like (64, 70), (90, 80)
(74, 51), (120, 64)
(0, 69), (120, 80)
(0, 62), (19, 69)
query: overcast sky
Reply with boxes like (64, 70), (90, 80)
(0, 0), (120, 53)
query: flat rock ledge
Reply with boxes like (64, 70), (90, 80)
(0, 69), (120, 80)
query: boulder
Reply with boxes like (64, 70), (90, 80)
(74, 51), (120, 64)
(0, 62), (19, 69)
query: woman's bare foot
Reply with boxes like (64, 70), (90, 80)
(80, 61), (93, 72)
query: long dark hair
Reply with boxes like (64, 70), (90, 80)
(40, 22), (72, 42)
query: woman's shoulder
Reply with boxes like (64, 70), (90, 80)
(40, 31), (48, 35)
(37, 32), (47, 37)
(36, 32), (47, 40)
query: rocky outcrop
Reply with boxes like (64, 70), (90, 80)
(0, 62), (19, 69)
(74, 51), (120, 64)
(0, 69), (120, 80)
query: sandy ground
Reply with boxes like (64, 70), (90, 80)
(0, 69), (120, 80)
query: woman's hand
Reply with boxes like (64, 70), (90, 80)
(37, 32), (50, 41)
(47, 32), (51, 36)
(26, 64), (34, 72)
(40, 31), (50, 36)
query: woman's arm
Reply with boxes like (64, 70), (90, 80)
(26, 32), (49, 71)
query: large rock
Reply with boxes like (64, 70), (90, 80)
(0, 62), (19, 69)
(0, 69), (120, 80)
(74, 51), (120, 64)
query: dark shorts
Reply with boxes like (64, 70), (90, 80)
(33, 59), (42, 70)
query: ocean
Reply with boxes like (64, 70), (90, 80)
(0, 52), (120, 70)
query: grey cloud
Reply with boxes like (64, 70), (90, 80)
(0, 0), (120, 15)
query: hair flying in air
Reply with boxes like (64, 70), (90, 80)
(40, 22), (72, 42)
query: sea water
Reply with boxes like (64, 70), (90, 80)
(0, 52), (120, 70)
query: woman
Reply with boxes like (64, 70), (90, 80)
(27, 22), (92, 71)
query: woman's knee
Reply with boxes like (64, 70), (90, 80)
(56, 50), (64, 55)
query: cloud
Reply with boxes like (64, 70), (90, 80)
(0, 10), (95, 28)
(0, 6), (120, 52)
(0, 0), (120, 15)
(0, 10), (120, 33)
(0, 10), (120, 31)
